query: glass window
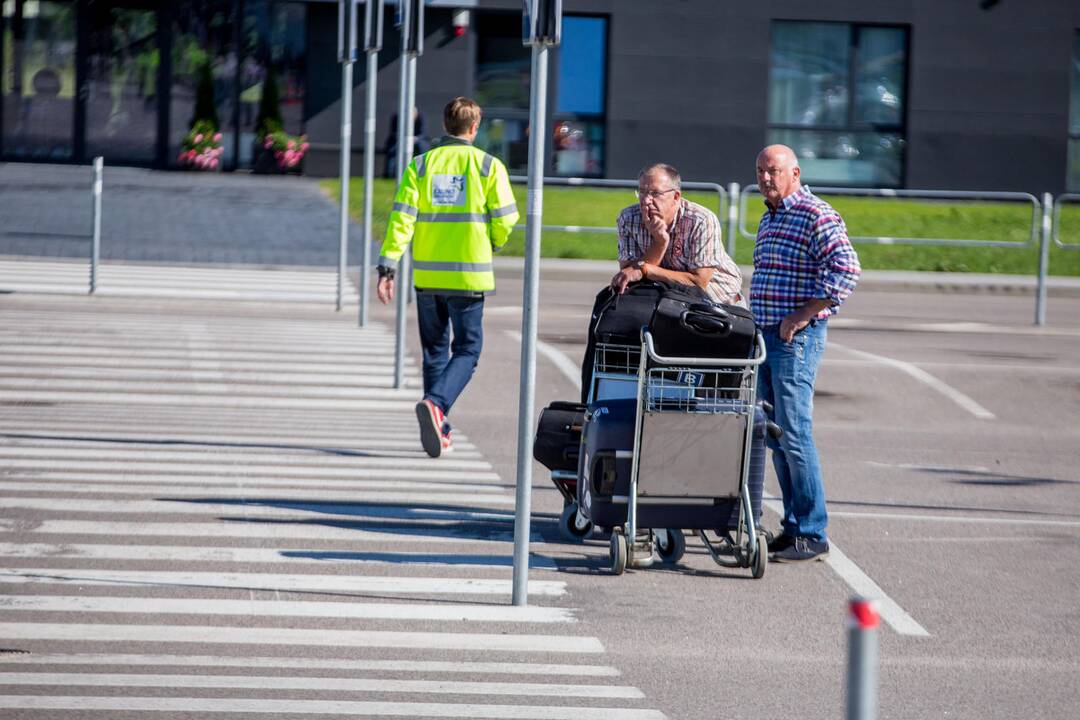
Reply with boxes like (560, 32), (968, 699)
(474, 12), (608, 177)
(238, 0), (306, 168)
(769, 21), (908, 187)
(556, 16), (605, 115)
(169, 1), (238, 168)
(1069, 32), (1080, 191)
(475, 12), (530, 112)
(2, 0), (77, 160)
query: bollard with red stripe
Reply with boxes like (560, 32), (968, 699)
(846, 597), (880, 720)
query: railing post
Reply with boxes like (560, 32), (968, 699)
(1035, 192), (1052, 326)
(726, 181), (740, 260)
(846, 597), (880, 720)
(89, 157), (103, 294)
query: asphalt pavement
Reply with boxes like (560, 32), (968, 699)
(2, 162), (1079, 719)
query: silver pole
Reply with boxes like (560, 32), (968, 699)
(404, 54), (417, 307)
(512, 42), (549, 607)
(90, 157), (103, 294)
(336, 58), (354, 313)
(845, 597), (880, 720)
(392, 6), (412, 391)
(1035, 192), (1052, 326)
(359, 48), (378, 327)
(726, 181), (739, 261)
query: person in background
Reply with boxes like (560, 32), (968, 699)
(376, 97), (518, 458)
(751, 144), (860, 562)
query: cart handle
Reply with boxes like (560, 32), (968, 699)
(640, 327), (767, 367)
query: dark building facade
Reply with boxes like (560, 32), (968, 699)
(3, 1), (1079, 193)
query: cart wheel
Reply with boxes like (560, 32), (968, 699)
(558, 503), (593, 542)
(654, 528), (686, 564)
(610, 532), (627, 575)
(751, 532), (768, 579)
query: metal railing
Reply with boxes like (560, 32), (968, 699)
(737, 183), (1041, 248)
(508, 174), (731, 252)
(1053, 194), (1080, 250)
(737, 183), (1051, 325)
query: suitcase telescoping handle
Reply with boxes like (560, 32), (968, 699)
(679, 303), (733, 337)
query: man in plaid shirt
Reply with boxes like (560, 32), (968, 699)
(751, 144), (860, 563)
(611, 163), (742, 304)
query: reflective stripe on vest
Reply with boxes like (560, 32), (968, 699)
(416, 212), (491, 223)
(415, 153), (427, 177)
(413, 260), (494, 273)
(393, 202), (418, 216)
(480, 153), (493, 177)
(490, 203), (517, 218)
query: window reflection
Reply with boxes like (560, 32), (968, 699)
(769, 21), (908, 187)
(2, 0), (76, 160)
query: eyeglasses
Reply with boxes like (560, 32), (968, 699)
(635, 188), (677, 201)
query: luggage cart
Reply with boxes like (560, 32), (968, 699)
(606, 327), (769, 578)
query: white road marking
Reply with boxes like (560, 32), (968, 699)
(0, 623), (601, 653)
(0, 696), (667, 719)
(0, 569), (565, 596)
(764, 497), (930, 637)
(1, 472), (500, 492)
(1, 485), (514, 505)
(0, 390), (419, 410)
(0, 595), (575, 623)
(1, 498), (517, 522)
(0, 653), (622, 676)
(0, 480), (507, 499)
(829, 341), (995, 420)
(827, 510), (1080, 528)
(0, 520), (533, 543)
(506, 331), (582, 391)
(0, 672), (639, 698)
(0, 543), (557, 569)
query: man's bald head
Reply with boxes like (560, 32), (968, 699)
(756, 144), (802, 209)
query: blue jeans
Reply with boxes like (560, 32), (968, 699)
(757, 320), (829, 543)
(415, 292), (484, 417)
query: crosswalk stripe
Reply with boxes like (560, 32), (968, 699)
(0, 476), (506, 493)
(1, 498), (520, 522)
(0, 520), (535, 544)
(0, 377), (420, 399)
(0, 653), (622, 676)
(0, 672), (637, 698)
(0, 482), (509, 502)
(0, 696), (667, 719)
(0, 623), (602, 653)
(0, 445), (493, 471)
(0, 596), (576, 624)
(0, 390), (419, 410)
(0, 569), (566, 595)
(0, 543), (558, 569)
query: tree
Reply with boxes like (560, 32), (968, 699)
(191, 61), (219, 129)
(254, 68), (282, 136)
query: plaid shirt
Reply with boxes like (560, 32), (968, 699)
(750, 185), (860, 326)
(617, 199), (742, 303)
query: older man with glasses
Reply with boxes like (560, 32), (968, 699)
(610, 163), (742, 304)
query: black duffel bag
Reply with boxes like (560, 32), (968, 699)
(533, 400), (586, 472)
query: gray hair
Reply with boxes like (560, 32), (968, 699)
(638, 163), (681, 192)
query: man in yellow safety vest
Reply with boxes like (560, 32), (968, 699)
(377, 96), (519, 458)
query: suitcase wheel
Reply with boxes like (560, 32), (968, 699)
(558, 503), (593, 542)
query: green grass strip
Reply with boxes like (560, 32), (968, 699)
(321, 178), (1080, 276)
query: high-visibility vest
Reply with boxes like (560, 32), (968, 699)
(379, 138), (519, 293)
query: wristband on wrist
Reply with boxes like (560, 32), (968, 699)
(377, 266), (395, 281)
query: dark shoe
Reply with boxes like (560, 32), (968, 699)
(767, 533), (796, 554)
(772, 537), (829, 563)
(415, 399), (445, 458)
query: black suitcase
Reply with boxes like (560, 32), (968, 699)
(577, 399), (766, 531)
(648, 299), (756, 362)
(533, 401), (586, 473)
(580, 281), (711, 402)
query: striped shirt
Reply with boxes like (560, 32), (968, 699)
(616, 199), (743, 303)
(750, 185), (861, 326)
